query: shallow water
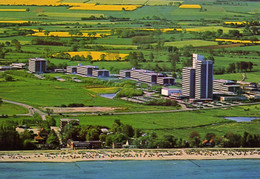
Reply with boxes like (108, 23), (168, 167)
(100, 93), (117, 99)
(0, 160), (259, 179)
(225, 117), (259, 122)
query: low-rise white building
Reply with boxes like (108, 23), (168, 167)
(161, 88), (181, 96)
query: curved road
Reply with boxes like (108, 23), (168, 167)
(2, 99), (47, 120)
(3, 99), (260, 118)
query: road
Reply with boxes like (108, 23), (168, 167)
(2, 99), (47, 120)
(3, 99), (260, 118)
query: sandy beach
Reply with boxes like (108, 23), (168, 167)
(0, 148), (259, 162)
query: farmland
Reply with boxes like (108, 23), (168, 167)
(0, 0), (259, 142)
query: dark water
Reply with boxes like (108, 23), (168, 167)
(225, 117), (259, 122)
(0, 160), (259, 179)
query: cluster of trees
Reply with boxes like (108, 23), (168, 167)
(134, 130), (260, 149)
(126, 51), (146, 68)
(215, 61), (254, 75)
(60, 103), (85, 107)
(61, 119), (134, 147)
(0, 115), (58, 150)
(0, 72), (14, 81)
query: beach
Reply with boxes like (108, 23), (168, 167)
(0, 148), (259, 162)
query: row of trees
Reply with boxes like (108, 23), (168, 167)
(216, 61), (254, 75)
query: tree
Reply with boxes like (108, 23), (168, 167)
(189, 131), (201, 147)
(86, 128), (100, 141)
(205, 133), (216, 140)
(149, 52), (154, 62)
(86, 55), (93, 61)
(226, 63), (236, 73)
(224, 132), (242, 147)
(46, 130), (60, 148)
(46, 108), (54, 116)
(44, 30), (50, 37)
(4, 75), (14, 81)
(100, 54), (106, 61)
(11, 39), (21, 52)
(46, 116), (56, 126)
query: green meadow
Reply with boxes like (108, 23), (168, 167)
(53, 104), (260, 139)
(0, 102), (28, 115)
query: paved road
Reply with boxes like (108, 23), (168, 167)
(50, 101), (260, 116)
(3, 99), (47, 120)
(3, 99), (260, 118)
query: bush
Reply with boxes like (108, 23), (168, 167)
(146, 99), (179, 106)
(116, 88), (143, 98)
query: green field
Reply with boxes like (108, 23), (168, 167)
(0, 102), (28, 115)
(161, 40), (218, 48)
(0, 71), (179, 112)
(54, 104), (260, 139)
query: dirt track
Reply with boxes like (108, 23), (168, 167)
(41, 107), (123, 113)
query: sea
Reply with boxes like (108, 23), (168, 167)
(0, 160), (259, 179)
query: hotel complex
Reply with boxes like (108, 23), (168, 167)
(182, 54), (214, 100)
(28, 58), (47, 73)
(120, 68), (174, 86)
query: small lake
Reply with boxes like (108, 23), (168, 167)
(225, 117), (259, 122)
(100, 93), (117, 99)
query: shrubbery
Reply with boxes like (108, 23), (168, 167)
(116, 88), (143, 98)
(146, 98), (179, 106)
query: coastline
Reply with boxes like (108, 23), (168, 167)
(0, 148), (259, 163)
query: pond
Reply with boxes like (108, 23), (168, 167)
(225, 117), (259, 122)
(100, 93), (117, 99)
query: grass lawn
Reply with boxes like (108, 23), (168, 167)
(55, 104), (260, 139)
(0, 71), (180, 112)
(0, 102), (28, 115)
(161, 40), (218, 48)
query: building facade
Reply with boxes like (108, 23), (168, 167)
(77, 65), (99, 76)
(28, 58), (47, 73)
(182, 67), (195, 98)
(119, 68), (174, 86)
(66, 66), (77, 74)
(182, 54), (214, 100)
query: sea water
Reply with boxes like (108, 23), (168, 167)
(0, 160), (259, 179)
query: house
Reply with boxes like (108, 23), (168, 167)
(67, 139), (102, 149)
(60, 118), (79, 130)
(202, 139), (215, 147)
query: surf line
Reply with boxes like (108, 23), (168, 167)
(189, 160), (201, 167)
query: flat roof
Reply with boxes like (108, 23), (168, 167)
(29, 58), (46, 61)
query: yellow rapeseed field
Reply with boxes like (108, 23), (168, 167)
(66, 51), (128, 61)
(0, 9), (26, 12)
(69, 4), (141, 11)
(30, 31), (110, 38)
(0, 1), (141, 11)
(0, 21), (38, 24)
(216, 39), (260, 44)
(224, 21), (246, 25)
(0, 0), (60, 6)
(179, 4), (201, 9)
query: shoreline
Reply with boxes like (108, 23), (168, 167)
(0, 148), (259, 163)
